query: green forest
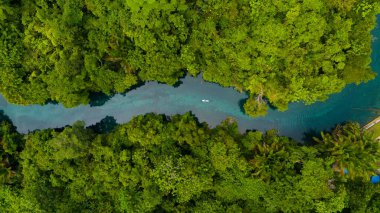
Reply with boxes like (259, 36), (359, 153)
(0, 0), (379, 116)
(0, 113), (379, 212)
(1, 0), (380, 212)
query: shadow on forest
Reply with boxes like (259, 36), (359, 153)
(88, 116), (118, 134)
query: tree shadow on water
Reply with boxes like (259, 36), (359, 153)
(89, 81), (147, 107)
(238, 95), (277, 115)
(266, 100), (278, 111)
(89, 92), (114, 107)
(121, 81), (147, 95)
(0, 110), (12, 124)
(172, 80), (183, 88)
(45, 99), (59, 105)
(238, 98), (248, 114)
(302, 129), (320, 145)
(89, 76), (186, 107)
(0, 110), (18, 132)
(88, 116), (118, 134)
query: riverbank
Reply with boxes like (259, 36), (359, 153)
(364, 115), (380, 140)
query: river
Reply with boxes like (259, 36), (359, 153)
(1, 17), (380, 141)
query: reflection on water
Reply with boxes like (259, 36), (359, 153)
(0, 18), (380, 141)
(89, 116), (118, 134)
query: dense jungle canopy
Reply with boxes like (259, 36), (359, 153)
(1, 1), (380, 212)
(0, 113), (380, 212)
(0, 0), (380, 116)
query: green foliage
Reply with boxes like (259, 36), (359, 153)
(314, 122), (380, 179)
(0, 0), (378, 115)
(0, 113), (379, 212)
(243, 96), (269, 117)
(344, 177), (380, 212)
(0, 186), (42, 212)
(0, 119), (23, 185)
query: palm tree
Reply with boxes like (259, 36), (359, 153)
(248, 130), (299, 181)
(314, 122), (380, 179)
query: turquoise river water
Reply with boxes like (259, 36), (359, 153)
(1, 17), (380, 141)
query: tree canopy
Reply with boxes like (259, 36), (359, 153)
(0, 113), (379, 212)
(0, 0), (379, 115)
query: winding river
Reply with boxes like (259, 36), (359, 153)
(1, 17), (380, 141)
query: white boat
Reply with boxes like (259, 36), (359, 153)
(202, 99), (209, 103)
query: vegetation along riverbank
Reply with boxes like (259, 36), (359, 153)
(364, 115), (380, 140)
(0, 0), (380, 116)
(1, 0), (380, 212)
(0, 113), (380, 212)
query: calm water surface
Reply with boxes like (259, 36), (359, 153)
(1, 17), (380, 141)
